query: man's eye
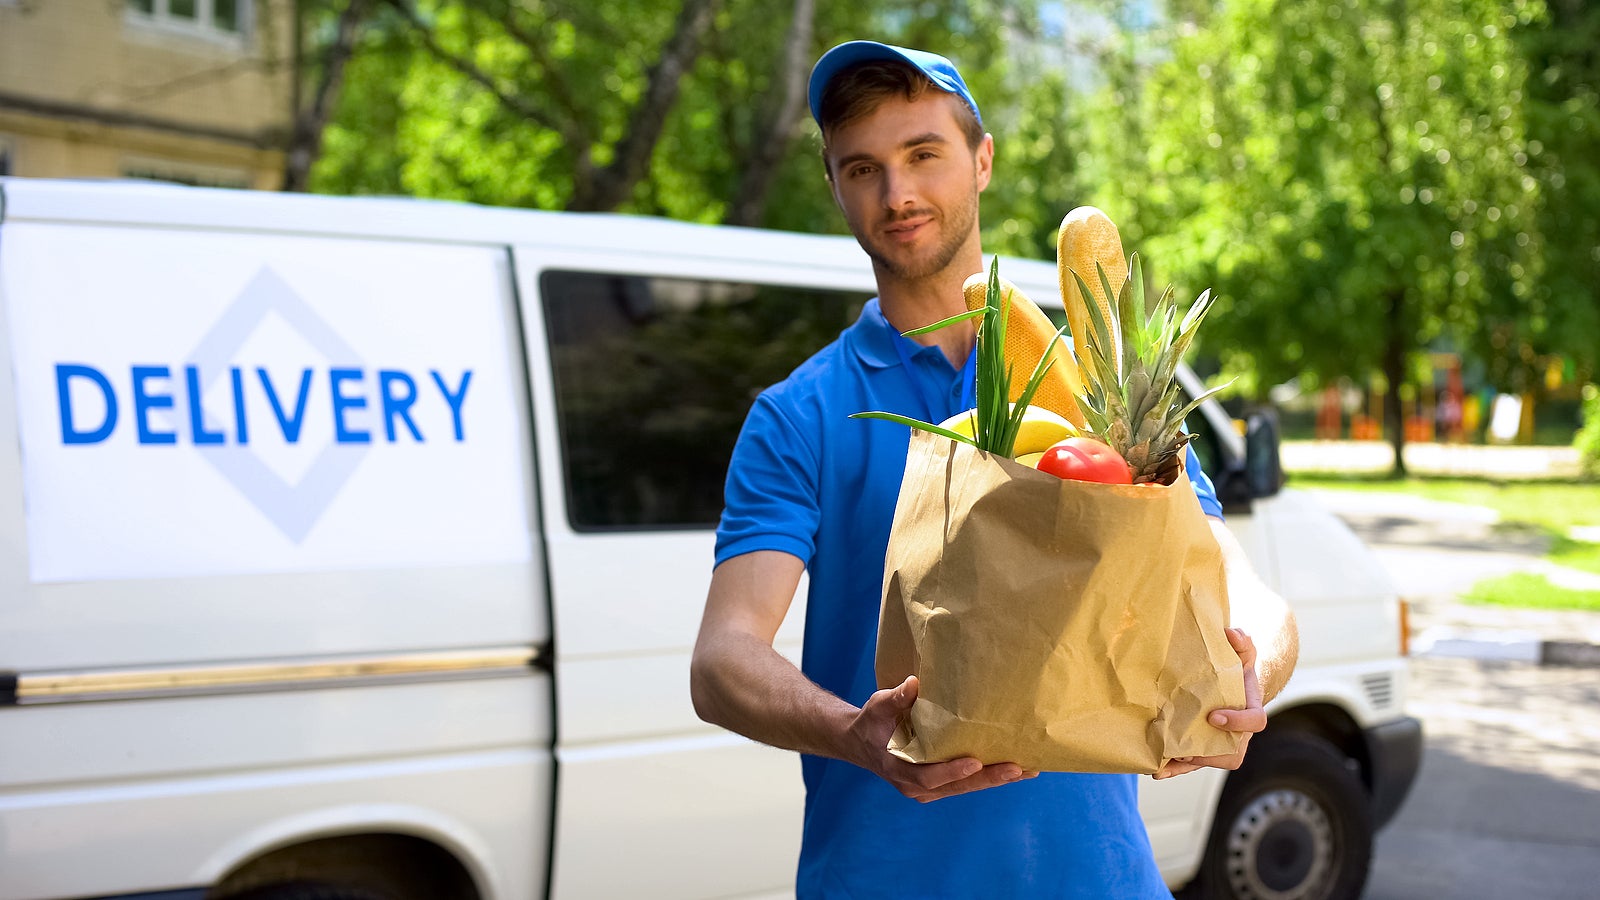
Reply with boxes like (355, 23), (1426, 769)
(850, 165), (876, 178)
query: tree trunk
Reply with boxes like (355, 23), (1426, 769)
(568, 0), (721, 211)
(1382, 286), (1409, 478)
(282, 0), (369, 192)
(725, 0), (815, 227)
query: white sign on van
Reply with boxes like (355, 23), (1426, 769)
(3, 223), (534, 582)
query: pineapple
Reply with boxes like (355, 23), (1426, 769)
(1059, 210), (1224, 486)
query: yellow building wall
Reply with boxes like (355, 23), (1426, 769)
(0, 0), (293, 189)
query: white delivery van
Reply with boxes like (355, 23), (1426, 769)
(0, 179), (1418, 900)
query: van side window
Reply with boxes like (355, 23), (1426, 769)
(540, 271), (867, 530)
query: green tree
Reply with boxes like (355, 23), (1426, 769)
(283, 0), (372, 192)
(1502, 0), (1600, 390)
(978, 51), (1088, 259)
(310, 0), (1054, 236)
(1105, 0), (1544, 475)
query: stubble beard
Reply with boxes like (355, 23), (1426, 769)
(858, 182), (981, 284)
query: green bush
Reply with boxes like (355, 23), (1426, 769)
(1578, 383), (1600, 479)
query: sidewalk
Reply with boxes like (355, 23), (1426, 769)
(1284, 440), (1583, 480)
(1305, 488), (1600, 667)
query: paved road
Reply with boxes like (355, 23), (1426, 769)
(1365, 657), (1600, 899)
(1307, 490), (1600, 899)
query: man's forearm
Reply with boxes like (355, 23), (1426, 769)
(1249, 606), (1299, 702)
(1210, 518), (1300, 702)
(690, 629), (860, 763)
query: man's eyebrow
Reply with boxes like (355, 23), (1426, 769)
(833, 133), (952, 170)
(900, 132), (949, 149)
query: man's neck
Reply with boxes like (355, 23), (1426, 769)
(875, 250), (983, 369)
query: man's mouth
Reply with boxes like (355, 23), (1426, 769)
(883, 216), (933, 242)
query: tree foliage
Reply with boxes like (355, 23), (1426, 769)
(311, 0), (1061, 236)
(298, 0), (1600, 471)
(1088, 0), (1548, 472)
(1502, 0), (1600, 390)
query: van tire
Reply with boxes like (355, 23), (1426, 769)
(1179, 730), (1372, 900)
(221, 884), (389, 900)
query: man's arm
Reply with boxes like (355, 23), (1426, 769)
(1153, 517), (1300, 780)
(690, 549), (1028, 801)
(1212, 517), (1299, 703)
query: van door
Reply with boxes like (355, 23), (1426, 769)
(513, 242), (877, 898)
(0, 206), (553, 900)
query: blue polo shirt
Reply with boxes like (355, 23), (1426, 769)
(716, 298), (1216, 899)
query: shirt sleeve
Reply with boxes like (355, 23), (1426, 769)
(1186, 441), (1224, 520)
(714, 390), (822, 567)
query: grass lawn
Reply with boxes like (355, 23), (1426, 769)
(1550, 537), (1600, 575)
(1288, 473), (1600, 611)
(1286, 473), (1600, 533)
(1463, 572), (1600, 613)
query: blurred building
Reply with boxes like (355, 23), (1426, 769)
(0, 0), (292, 189)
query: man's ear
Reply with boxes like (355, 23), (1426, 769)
(975, 133), (995, 193)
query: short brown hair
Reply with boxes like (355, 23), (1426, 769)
(818, 60), (986, 168)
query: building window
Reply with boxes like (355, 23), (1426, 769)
(126, 0), (250, 37)
(541, 270), (868, 530)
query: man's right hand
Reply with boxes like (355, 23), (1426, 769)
(848, 675), (1032, 802)
(693, 552), (1030, 801)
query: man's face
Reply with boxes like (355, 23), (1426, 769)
(824, 92), (993, 283)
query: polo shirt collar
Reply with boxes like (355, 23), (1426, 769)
(848, 297), (918, 369)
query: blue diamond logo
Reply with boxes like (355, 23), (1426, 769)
(185, 267), (368, 543)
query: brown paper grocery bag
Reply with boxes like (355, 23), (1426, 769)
(875, 430), (1247, 774)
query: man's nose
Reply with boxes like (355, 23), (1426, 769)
(880, 166), (918, 211)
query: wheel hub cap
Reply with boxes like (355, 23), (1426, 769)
(1224, 788), (1336, 899)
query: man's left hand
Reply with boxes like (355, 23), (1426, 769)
(1152, 627), (1265, 780)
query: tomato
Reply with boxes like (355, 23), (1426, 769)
(1034, 437), (1133, 484)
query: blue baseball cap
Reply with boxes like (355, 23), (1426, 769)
(807, 41), (982, 128)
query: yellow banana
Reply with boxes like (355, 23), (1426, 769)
(1011, 412), (1078, 455)
(961, 273), (1086, 427)
(1057, 206), (1127, 368)
(937, 405), (1078, 457)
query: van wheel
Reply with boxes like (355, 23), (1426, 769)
(1179, 731), (1372, 900)
(220, 883), (389, 900)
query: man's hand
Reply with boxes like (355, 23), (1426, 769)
(1153, 627), (1266, 780)
(849, 675), (1031, 802)
(693, 553), (1031, 801)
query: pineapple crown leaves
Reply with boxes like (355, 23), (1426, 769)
(849, 257), (1066, 458)
(1067, 252), (1231, 480)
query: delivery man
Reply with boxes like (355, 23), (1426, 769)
(690, 40), (1299, 898)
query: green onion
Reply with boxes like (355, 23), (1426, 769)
(852, 257), (1068, 458)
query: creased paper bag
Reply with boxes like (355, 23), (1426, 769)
(875, 430), (1247, 774)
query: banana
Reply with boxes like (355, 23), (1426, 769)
(1057, 206), (1127, 367)
(937, 408), (980, 438)
(1012, 409), (1078, 455)
(937, 405), (1078, 457)
(961, 273), (1086, 427)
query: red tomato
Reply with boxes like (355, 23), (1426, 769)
(1035, 438), (1133, 484)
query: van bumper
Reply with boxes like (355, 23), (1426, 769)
(1364, 715), (1423, 830)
